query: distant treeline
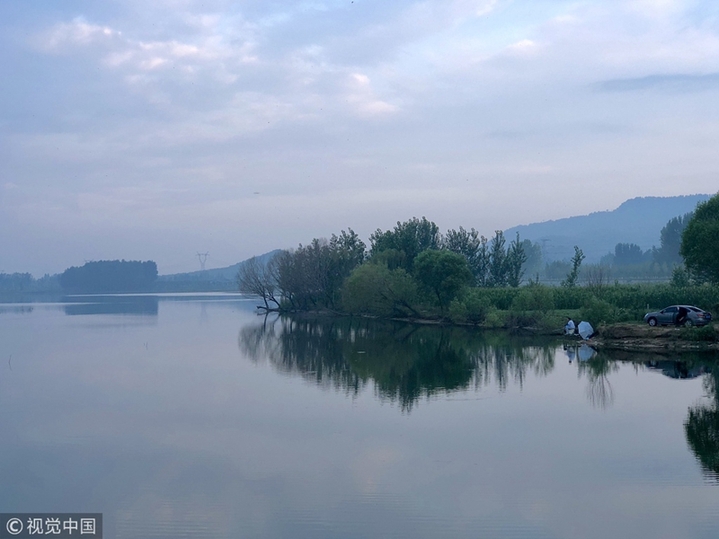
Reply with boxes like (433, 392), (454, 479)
(59, 260), (158, 293)
(0, 272), (60, 294)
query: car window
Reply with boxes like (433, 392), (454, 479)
(665, 307), (678, 313)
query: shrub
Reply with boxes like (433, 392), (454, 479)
(511, 284), (555, 313)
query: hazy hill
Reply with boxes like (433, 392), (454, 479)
(156, 250), (281, 291)
(505, 194), (711, 263)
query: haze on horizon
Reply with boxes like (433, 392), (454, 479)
(2, 0), (719, 276)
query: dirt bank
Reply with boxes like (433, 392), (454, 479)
(590, 323), (719, 352)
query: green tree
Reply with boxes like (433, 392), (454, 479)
(506, 232), (528, 287)
(413, 250), (473, 312)
(561, 246), (585, 287)
(613, 243), (646, 266)
(59, 260), (157, 293)
(341, 263), (419, 317)
(521, 239), (543, 279)
(273, 229), (366, 310)
(369, 217), (441, 271)
(681, 194), (719, 284)
(443, 226), (482, 282)
(488, 231), (507, 287)
(654, 212), (692, 266)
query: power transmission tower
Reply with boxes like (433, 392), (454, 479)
(196, 252), (209, 271)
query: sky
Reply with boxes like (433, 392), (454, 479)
(1, 0), (718, 276)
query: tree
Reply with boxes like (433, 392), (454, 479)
(59, 260), (157, 293)
(681, 194), (719, 284)
(413, 250), (472, 312)
(237, 255), (280, 310)
(369, 217), (441, 271)
(613, 243), (646, 266)
(521, 239), (543, 279)
(654, 212), (692, 267)
(488, 231), (507, 287)
(272, 229), (366, 310)
(561, 246), (585, 287)
(341, 263), (420, 317)
(505, 232), (528, 287)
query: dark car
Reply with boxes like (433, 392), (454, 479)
(643, 305), (712, 327)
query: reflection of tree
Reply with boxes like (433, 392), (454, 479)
(238, 317), (557, 412)
(239, 315), (364, 395)
(577, 357), (619, 409)
(685, 369), (719, 482)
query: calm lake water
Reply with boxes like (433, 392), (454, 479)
(1, 294), (719, 539)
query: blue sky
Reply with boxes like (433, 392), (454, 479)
(1, 0), (718, 275)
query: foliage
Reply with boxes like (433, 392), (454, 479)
(369, 217), (441, 271)
(545, 260), (572, 282)
(681, 193), (719, 284)
(448, 288), (491, 325)
(583, 264), (611, 294)
(341, 263), (419, 317)
(59, 260), (157, 293)
(671, 266), (691, 288)
(511, 284), (555, 313)
(413, 250), (473, 312)
(488, 231), (507, 287)
(654, 212), (692, 266)
(561, 246), (585, 287)
(274, 229), (366, 310)
(521, 239), (543, 279)
(680, 325), (718, 342)
(580, 297), (622, 326)
(613, 243), (649, 266)
(506, 232), (528, 287)
(0, 272), (34, 292)
(443, 226), (487, 285)
(237, 255), (281, 309)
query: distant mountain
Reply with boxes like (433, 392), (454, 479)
(505, 194), (711, 263)
(156, 250), (282, 291)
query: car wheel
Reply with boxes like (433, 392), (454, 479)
(648, 318), (657, 327)
(684, 319), (693, 327)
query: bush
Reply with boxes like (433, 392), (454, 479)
(680, 325), (718, 342)
(580, 297), (629, 326)
(511, 284), (555, 313)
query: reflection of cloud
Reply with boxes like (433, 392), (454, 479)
(351, 446), (402, 495)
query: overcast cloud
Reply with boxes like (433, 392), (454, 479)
(1, 0), (718, 275)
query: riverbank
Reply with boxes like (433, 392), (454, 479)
(588, 323), (719, 352)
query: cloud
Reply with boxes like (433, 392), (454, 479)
(345, 73), (398, 116)
(36, 17), (121, 52)
(5, 0), (719, 274)
(597, 72), (719, 92)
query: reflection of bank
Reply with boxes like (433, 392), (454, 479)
(62, 295), (159, 316)
(563, 343), (596, 363)
(238, 316), (558, 412)
(645, 360), (706, 380)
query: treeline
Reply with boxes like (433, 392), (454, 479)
(0, 272), (60, 293)
(239, 194), (719, 328)
(239, 217), (555, 321)
(59, 260), (158, 293)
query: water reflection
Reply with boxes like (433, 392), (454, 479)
(685, 369), (719, 483)
(578, 356), (619, 409)
(239, 316), (557, 411)
(62, 296), (159, 316)
(0, 305), (34, 315)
